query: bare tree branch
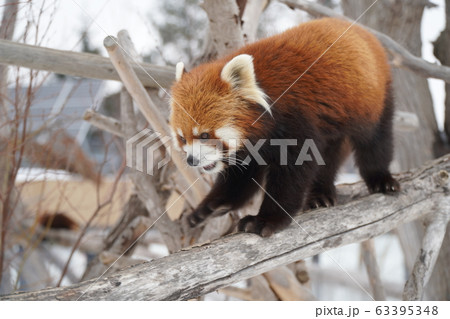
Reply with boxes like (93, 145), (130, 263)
(0, 0), (18, 117)
(201, 0), (245, 56)
(103, 36), (209, 203)
(83, 109), (124, 138)
(0, 39), (175, 88)
(263, 266), (316, 300)
(120, 88), (183, 252)
(240, 0), (269, 44)
(403, 202), (450, 301)
(361, 239), (386, 300)
(1, 154), (449, 300)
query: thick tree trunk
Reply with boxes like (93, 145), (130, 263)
(432, 0), (450, 301)
(342, 0), (447, 300)
(435, 1), (450, 145)
(341, 0), (437, 170)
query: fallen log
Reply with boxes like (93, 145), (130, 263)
(1, 155), (449, 301)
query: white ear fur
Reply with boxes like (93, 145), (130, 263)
(175, 62), (185, 82)
(220, 54), (271, 115)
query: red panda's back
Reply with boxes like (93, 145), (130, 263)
(234, 18), (390, 129)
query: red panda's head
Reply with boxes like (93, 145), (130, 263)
(169, 54), (271, 174)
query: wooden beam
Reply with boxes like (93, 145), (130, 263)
(0, 39), (175, 88)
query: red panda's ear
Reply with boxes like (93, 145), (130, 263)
(175, 62), (186, 82)
(220, 54), (271, 115)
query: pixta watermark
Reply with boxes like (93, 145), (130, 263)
(126, 130), (325, 175)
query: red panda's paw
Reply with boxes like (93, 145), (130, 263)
(306, 192), (336, 210)
(367, 174), (400, 194)
(187, 212), (204, 228)
(238, 216), (291, 237)
(187, 204), (232, 228)
(187, 205), (212, 227)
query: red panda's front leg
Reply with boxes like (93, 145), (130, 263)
(238, 164), (315, 237)
(187, 163), (265, 227)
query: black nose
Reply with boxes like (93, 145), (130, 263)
(187, 155), (199, 166)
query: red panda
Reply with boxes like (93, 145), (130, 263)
(170, 18), (400, 237)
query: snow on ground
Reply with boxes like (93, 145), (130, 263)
(16, 167), (78, 183)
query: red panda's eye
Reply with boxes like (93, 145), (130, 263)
(200, 132), (210, 141)
(179, 136), (186, 144)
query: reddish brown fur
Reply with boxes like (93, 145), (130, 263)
(171, 18), (390, 142)
(170, 18), (399, 236)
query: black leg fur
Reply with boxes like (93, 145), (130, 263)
(237, 112), (321, 236)
(306, 137), (347, 209)
(238, 165), (307, 237)
(187, 160), (265, 227)
(352, 84), (400, 193)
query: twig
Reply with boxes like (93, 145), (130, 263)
(83, 109), (123, 138)
(56, 163), (125, 287)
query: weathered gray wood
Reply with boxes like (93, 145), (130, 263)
(263, 266), (316, 300)
(403, 208), (450, 301)
(240, 0), (269, 44)
(393, 111), (419, 132)
(0, 39), (175, 88)
(1, 155), (449, 301)
(120, 88), (183, 253)
(201, 0), (245, 56)
(104, 36), (209, 203)
(361, 239), (386, 301)
(83, 109), (123, 137)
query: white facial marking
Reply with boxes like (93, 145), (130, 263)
(175, 62), (184, 82)
(176, 128), (183, 137)
(170, 128), (181, 151)
(215, 126), (242, 151)
(220, 54), (271, 115)
(192, 126), (199, 136)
